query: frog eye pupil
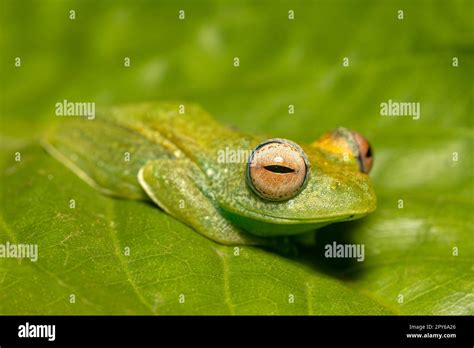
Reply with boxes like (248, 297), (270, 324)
(366, 145), (372, 158)
(263, 165), (295, 174)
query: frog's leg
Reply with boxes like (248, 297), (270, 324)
(138, 159), (264, 246)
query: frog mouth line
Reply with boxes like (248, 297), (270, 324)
(228, 202), (371, 224)
(244, 211), (366, 223)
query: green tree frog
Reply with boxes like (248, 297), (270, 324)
(43, 102), (376, 247)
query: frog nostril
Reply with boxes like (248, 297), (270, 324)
(263, 165), (295, 174)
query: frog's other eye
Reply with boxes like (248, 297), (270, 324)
(314, 128), (374, 174)
(246, 139), (310, 201)
(351, 131), (374, 174)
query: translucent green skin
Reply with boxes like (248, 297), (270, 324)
(44, 102), (376, 246)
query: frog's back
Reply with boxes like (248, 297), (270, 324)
(43, 102), (237, 199)
(108, 102), (243, 159)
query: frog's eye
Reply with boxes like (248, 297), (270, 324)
(314, 128), (374, 174)
(246, 139), (310, 201)
(351, 131), (374, 174)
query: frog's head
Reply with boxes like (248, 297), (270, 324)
(217, 128), (376, 237)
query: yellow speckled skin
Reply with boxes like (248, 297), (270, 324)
(44, 102), (376, 245)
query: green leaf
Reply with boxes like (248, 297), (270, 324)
(1, 0), (473, 315)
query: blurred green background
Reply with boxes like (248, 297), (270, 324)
(0, 0), (473, 314)
(1, 0), (472, 138)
